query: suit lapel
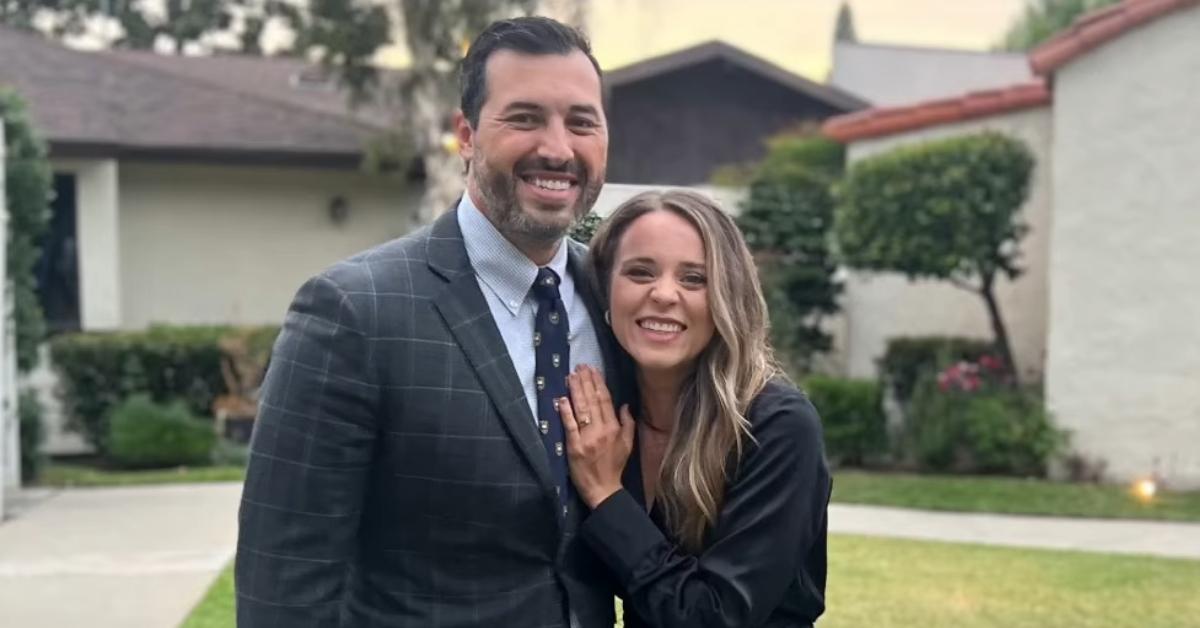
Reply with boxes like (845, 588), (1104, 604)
(427, 210), (557, 500)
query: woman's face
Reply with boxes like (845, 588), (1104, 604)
(608, 210), (716, 381)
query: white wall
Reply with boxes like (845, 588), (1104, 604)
(1046, 7), (1200, 488)
(117, 162), (416, 328)
(831, 41), (1033, 107)
(836, 107), (1054, 382)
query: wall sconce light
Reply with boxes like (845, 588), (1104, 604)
(328, 195), (350, 226)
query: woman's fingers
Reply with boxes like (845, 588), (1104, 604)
(585, 366), (617, 427)
(559, 395), (580, 439)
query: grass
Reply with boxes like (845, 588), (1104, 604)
(37, 462), (245, 488)
(832, 469), (1200, 522)
(181, 562), (235, 628)
(184, 535), (1200, 628)
(822, 535), (1200, 628)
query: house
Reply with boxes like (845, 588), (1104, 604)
(0, 28), (418, 333)
(823, 0), (1200, 488)
(829, 39), (1034, 107)
(0, 27), (418, 453)
(604, 40), (866, 185)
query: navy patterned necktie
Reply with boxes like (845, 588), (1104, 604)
(531, 267), (572, 515)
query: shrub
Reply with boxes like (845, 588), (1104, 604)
(907, 362), (1066, 476)
(49, 325), (279, 452)
(878, 336), (996, 403)
(803, 375), (885, 466)
(18, 389), (44, 483)
(2, 89), (53, 373)
(738, 135), (844, 371)
(107, 395), (216, 469)
(836, 132), (1035, 380)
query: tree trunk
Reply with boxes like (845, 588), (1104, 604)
(980, 272), (1020, 387)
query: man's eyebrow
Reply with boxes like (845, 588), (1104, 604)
(499, 101), (545, 113)
(568, 104), (601, 117)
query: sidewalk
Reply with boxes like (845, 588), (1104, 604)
(0, 482), (242, 628)
(829, 503), (1200, 560)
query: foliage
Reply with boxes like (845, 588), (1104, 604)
(49, 325), (279, 453)
(107, 394), (217, 468)
(803, 375), (885, 466)
(834, 1), (857, 42)
(18, 388), (44, 483)
(833, 470), (1200, 522)
(907, 360), (1066, 476)
(0, 0), (268, 54)
(878, 336), (997, 404)
(569, 211), (604, 244)
(737, 135), (844, 370)
(1, 89), (52, 373)
(835, 132), (1034, 378)
(998, 0), (1121, 51)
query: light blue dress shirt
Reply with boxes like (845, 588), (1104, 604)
(457, 195), (606, 425)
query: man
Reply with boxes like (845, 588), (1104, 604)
(235, 16), (624, 628)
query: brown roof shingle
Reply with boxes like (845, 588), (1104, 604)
(0, 26), (385, 162)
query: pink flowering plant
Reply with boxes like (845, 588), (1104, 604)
(910, 354), (1065, 476)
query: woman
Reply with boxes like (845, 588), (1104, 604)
(560, 190), (830, 628)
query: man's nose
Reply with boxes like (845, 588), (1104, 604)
(536, 120), (573, 164)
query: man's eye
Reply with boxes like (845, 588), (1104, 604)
(507, 114), (538, 125)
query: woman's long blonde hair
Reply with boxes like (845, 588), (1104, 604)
(588, 190), (780, 552)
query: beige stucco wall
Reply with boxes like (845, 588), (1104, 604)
(1046, 7), (1200, 488)
(835, 107), (1053, 382)
(118, 162), (416, 328)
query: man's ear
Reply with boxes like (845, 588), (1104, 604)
(452, 110), (474, 162)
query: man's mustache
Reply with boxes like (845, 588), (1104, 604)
(515, 158), (587, 180)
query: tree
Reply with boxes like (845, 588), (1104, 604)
(834, 1), (856, 43)
(834, 132), (1034, 383)
(1, 89), (52, 373)
(736, 135), (843, 372)
(998, 0), (1121, 51)
(0, 0), (270, 54)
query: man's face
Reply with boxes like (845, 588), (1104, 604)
(456, 49), (608, 248)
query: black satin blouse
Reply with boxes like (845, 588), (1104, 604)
(580, 379), (831, 628)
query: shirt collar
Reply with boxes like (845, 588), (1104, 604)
(457, 194), (571, 317)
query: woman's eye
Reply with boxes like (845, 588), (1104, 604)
(681, 273), (707, 287)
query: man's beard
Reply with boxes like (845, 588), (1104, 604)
(472, 155), (604, 246)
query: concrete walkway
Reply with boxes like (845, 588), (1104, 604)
(829, 503), (1200, 560)
(2, 485), (1198, 628)
(0, 482), (242, 628)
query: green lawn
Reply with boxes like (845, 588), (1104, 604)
(37, 463), (246, 488)
(182, 563), (235, 628)
(822, 535), (1200, 628)
(833, 470), (1200, 522)
(184, 535), (1200, 628)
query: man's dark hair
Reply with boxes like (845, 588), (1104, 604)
(460, 16), (602, 127)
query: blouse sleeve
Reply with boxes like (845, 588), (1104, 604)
(579, 384), (830, 628)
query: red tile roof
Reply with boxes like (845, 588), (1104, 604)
(822, 80), (1051, 143)
(1030, 0), (1199, 75)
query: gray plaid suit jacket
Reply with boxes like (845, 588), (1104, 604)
(235, 207), (625, 628)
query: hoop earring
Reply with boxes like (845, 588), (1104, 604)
(604, 310), (611, 326)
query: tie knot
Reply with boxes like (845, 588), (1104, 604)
(531, 267), (563, 303)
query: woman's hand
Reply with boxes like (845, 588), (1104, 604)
(560, 364), (636, 509)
